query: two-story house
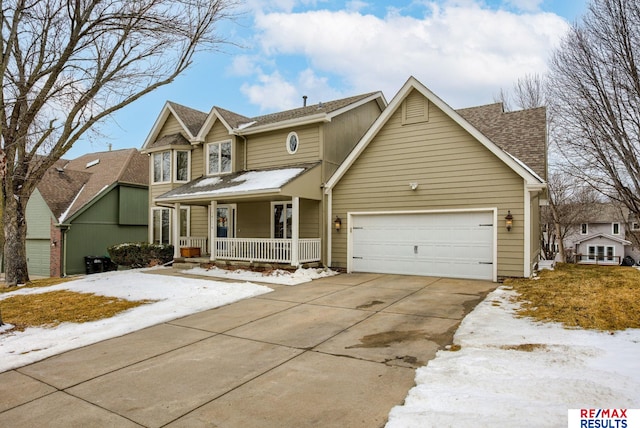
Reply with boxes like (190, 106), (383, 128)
(140, 92), (386, 268)
(562, 203), (634, 264)
(141, 76), (547, 281)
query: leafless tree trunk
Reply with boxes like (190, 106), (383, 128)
(549, 0), (640, 225)
(0, 0), (238, 286)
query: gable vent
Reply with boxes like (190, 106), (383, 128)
(402, 91), (429, 125)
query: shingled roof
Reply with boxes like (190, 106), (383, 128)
(38, 148), (148, 222)
(154, 92), (382, 146)
(167, 102), (208, 136)
(457, 103), (547, 180)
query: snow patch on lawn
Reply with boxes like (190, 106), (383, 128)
(0, 270), (272, 373)
(386, 286), (640, 427)
(183, 266), (339, 285)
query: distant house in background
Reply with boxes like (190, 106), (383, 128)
(561, 203), (635, 265)
(25, 149), (149, 277)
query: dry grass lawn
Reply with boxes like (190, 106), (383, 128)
(505, 263), (640, 331)
(1, 277), (153, 332)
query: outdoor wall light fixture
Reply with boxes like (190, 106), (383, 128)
(334, 216), (342, 232)
(409, 182), (419, 191)
(505, 210), (514, 232)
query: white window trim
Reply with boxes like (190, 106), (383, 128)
(612, 222), (620, 235)
(206, 140), (232, 176)
(179, 206), (190, 237)
(270, 201), (293, 239)
(174, 150), (191, 183)
(215, 204), (237, 238)
(152, 151), (171, 184)
(587, 245), (615, 261)
(580, 223), (588, 235)
(286, 132), (299, 155)
(151, 207), (171, 244)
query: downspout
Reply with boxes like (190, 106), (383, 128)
(326, 189), (332, 267)
(61, 226), (69, 277)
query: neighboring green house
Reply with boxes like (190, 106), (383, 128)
(25, 148), (149, 277)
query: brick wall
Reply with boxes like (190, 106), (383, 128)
(50, 221), (63, 277)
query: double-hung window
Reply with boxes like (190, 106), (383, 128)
(207, 141), (232, 175)
(612, 222), (620, 235)
(152, 208), (170, 244)
(580, 223), (588, 235)
(152, 151), (171, 183)
(175, 150), (190, 182)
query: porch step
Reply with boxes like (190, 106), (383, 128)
(173, 262), (201, 270)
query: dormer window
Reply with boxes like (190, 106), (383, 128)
(207, 141), (232, 175)
(286, 132), (299, 154)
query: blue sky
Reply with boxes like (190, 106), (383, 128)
(69, 0), (589, 158)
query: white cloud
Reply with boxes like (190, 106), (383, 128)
(240, 71), (299, 111)
(241, 2), (569, 109)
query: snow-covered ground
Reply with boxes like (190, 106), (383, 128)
(0, 269), (276, 372)
(2, 270), (638, 426)
(386, 286), (640, 427)
(183, 266), (338, 285)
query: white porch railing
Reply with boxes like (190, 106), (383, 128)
(214, 238), (321, 265)
(179, 236), (208, 254)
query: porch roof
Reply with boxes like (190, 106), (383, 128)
(155, 162), (322, 204)
(574, 233), (632, 246)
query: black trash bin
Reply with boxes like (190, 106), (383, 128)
(84, 256), (104, 274)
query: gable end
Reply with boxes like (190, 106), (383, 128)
(402, 90), (429, 125)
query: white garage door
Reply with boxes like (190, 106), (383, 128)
(350, 211), (494, 280)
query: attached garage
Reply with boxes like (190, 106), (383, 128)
(349, 211), (495, 280)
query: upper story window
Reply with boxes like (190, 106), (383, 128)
(286, 132), (299, 154)
(580, 223), (588, 235)
(612, 222), (620, 235)
(632, 222), (640, 231)
(175, 150), (190, 182)
(152, 151), (171, 183)
(207, 141), (232, 175)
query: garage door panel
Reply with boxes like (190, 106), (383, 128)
(351, 212), (494, 280)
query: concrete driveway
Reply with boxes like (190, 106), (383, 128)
(0, 272), (496, 427)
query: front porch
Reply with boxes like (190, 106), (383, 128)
(178, 236), (322, 266)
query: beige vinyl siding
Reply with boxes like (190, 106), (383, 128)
(158, 114), (183, 137)
(237, 202), (271, 238)
(331, 91), (526, 277)
(191, 145), (204, 179)
(189, 206), (208, 238)
(323, 99), (383, 181)
(150, 183), (173, 202)
(246, 125), (320, 170)
(300, 199), (320, 238)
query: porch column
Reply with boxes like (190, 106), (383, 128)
(210, 200), (217, 261)
(173, 202), (181, 259)
(291, 197), (299, 267)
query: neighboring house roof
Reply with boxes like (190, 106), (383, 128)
(37, 148), (148, 223)
(573, 233), (632, 246)
(142, 92), (387, 150)
(457, 103), (547, 180)
(155, 163), (322, 204)
(325, 76), (546, 192)
(578, 202), (628, 223)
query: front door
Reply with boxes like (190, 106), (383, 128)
(273, 202), (292, 238)
(216, 205), (235, 238)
